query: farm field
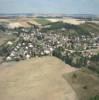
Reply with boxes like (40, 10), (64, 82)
(64, 68), (99, 100)
(0, 56), (78, 100)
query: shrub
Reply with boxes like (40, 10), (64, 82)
(90, 95), (99, 100)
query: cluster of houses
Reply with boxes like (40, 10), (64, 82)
(2, 27), (99, 62)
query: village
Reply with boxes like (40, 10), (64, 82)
(0, 25), (98, 67)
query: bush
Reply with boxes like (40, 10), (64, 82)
(83, 85), (88, 90)
(72, 73), (77, 79)
(90, 95), (99, 100)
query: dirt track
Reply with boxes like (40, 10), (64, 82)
(0, 56), (78, 100)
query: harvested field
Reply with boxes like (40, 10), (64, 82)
(0, 56), (78, 100)
(47, 18), (85, 25)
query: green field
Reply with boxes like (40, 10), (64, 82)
(80, 22), (99, 34)
(34, 18), (51, 25)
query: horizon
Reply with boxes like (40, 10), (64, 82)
(0, 0), (99, 15)
(0, 13), (98, 17)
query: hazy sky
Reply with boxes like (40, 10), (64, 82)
(0, 0), (99, 14)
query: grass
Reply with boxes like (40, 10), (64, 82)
(0, 33), (16, 46)
(63, 68), (99, 100)
(80, 22), (99, 34)
(34, 18), (51, 25)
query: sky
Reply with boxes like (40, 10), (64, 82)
(0, 0), (99, 15)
